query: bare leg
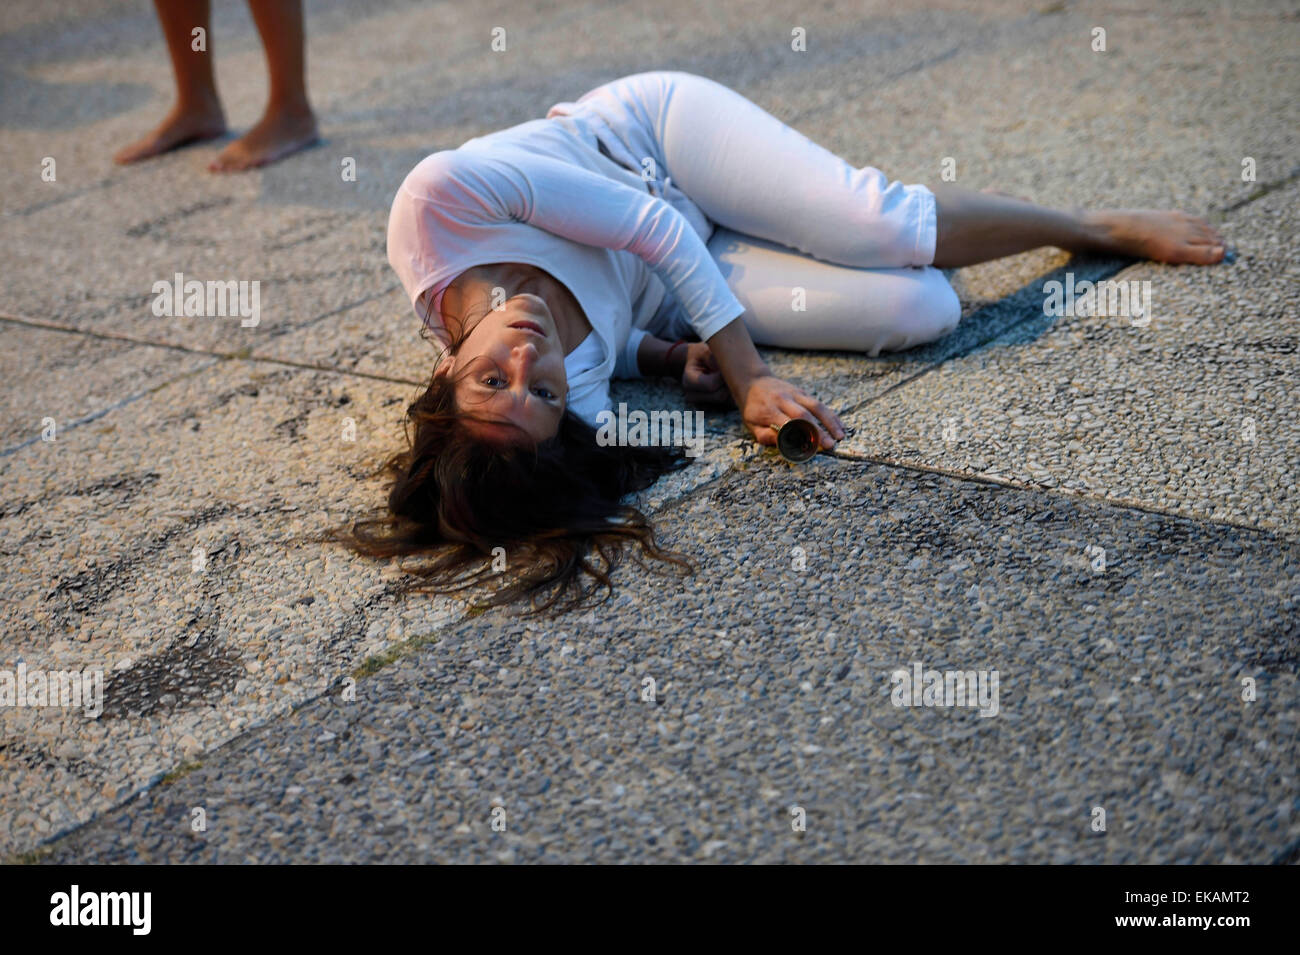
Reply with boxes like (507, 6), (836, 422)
(930, 184), (1226, 268)
(114, 0), (227, 164)
(209, 0), (319, 172)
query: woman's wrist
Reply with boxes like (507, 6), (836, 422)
(637, 335), (691, 378)
(664, 339), (690, 379)
(707, 320), (771, 399)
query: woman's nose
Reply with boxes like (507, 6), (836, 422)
(510, 341), (539, 373)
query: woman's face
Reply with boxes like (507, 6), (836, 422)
(436, 286), (569, 444)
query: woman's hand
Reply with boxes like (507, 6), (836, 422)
(740, 375), (845, 451)
(703, 317), (842, 449)
(681, 343), (732, 406)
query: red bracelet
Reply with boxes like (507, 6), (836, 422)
(664, 339), (688, 368)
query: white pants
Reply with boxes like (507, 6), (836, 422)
(563, 71), (960, 357)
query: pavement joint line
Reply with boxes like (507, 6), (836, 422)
(835, 258), (1133, 424)
(825, 447), (1295, 542)
(0, 299), (425, 388)
(262, 280), (403, 342)
(0, 357), (221, 458)
(1212, 164), (1300, 218)
(0, 285), (416, 455)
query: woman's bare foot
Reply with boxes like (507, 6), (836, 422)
(209, 103), (318, 172)
(1083, 209), (1227, 265)
(114, 99), (227, 164)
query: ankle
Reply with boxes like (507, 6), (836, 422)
(264, 93), (315, 122)
(175, 91), (224, 121)
(1075, 209), (1117, 253)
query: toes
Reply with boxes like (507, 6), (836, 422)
(1166, 242), (1224, 265)
(209, 140), (265, 172)
(114, 135), (170, 165)
(1186, 220), (1225, 246)
(208, 151), (242, 173)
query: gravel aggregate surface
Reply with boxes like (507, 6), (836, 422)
(37, 460), (1300, 864)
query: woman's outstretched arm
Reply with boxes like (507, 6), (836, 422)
(707, 318), (845, 450)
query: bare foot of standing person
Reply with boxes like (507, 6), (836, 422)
(209, 0), (318, 172)
(208, 102), (318, 172)
(115, 0), (318, 172)
(114, 0), (227, 164)
(114, 96), (227, 164)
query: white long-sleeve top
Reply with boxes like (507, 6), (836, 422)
(387, 111), (745, 426)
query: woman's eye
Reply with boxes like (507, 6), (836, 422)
(483, 375), (504, 388)
(533, 386), (556, 400)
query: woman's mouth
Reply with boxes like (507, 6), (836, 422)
(508, 320), (546, 336)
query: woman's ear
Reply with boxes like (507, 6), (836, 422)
(432, 347), (455, 380)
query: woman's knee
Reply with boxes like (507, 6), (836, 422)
(897, 269), (961, 347)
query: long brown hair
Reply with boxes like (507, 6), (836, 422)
(336, 325), (694, 613)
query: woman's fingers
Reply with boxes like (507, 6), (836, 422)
(741, 376), (845, 451)
(780, 395), (842, 448)
(684, 367), (727, 400)
(794, 391), (845, 440)
(695, 370), (723, 391)
(773, 399), (832, 450)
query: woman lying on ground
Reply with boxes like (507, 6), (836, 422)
(342, 71), (1226, 611)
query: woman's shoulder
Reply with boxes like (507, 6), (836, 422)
(403, 120), (593, 191)
(397, 148), (479, 198)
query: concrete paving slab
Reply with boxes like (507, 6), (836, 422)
(0, 321), (215, 453)
(768, 2), (1300, 213)
(0, 358), (466, 854)
(837, 181), (1300, 532)
(33, 458), (1299, 864)
(1, 179), (394, 354)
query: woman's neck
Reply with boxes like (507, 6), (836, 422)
(441, 263), (591, 355)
